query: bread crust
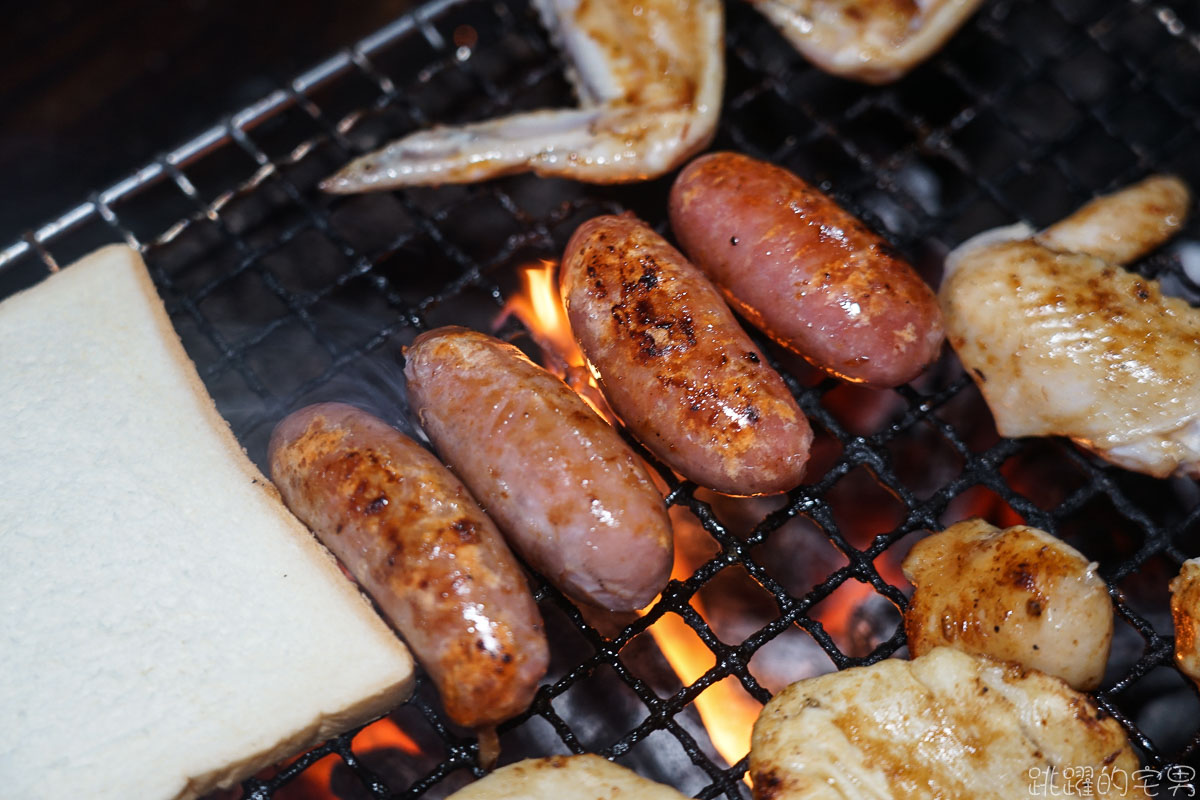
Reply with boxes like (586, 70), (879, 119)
(0, 245), (415, 800)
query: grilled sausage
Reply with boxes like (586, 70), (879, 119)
(560, 212), (812, 496)
(268, 402), (549, 731)
(669, 152), (944, 387)
(404, 327), (673, 612)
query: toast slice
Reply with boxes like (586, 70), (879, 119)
(0, 245), (415, 799)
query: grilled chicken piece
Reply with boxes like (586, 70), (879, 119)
(749, 0), (985, 84)
(445, 754), (690, 799)
(750, 648), (1147, 799)
(902, 519), (1113, 690)
(322, 0), (722, 191)
(1171, 558), (1200, 687)
(1037, 175), (1193, 266)
(940, 175), (1200, 479)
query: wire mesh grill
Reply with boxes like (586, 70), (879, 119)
(5, 0), (1200, 797)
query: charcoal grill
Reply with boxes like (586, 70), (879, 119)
(4, 0), (1200, 797)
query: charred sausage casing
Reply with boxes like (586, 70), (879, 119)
(404, 327), (674, 612)
(669, 152), (944, 387)
(268, 402), (549, 730)
(560, 212), (812, 496)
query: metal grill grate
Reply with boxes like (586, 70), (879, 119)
(5, 0), (1200, 797)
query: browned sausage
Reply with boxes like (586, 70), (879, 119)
(268, 402), (549, 730)
(669, 151), (944, 387)
(404, 326), (673, 612)
(560, 212), (812, 496)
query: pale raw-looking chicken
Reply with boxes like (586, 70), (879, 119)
(1171, 558), (1200, 687)
(940, 175), (1200, 479)
(444, 754), (690, 800)
(902, 519), (1113, 691)
(749, 0), (986, 84)
(749, 647), (1148, 799)
(322, 0), (723, 191)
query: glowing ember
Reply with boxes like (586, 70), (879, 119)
(352, 717), (423, 755)
(275, 717), (422, 799)
(816, 577), (880, 641)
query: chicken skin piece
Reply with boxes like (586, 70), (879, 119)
(1171, 558), (1200, 687)
(902, 519), (1113, 690)
(750, 648), (1148, 800)
(323, 0), (722, 190)
(749, 0), (986, 84)
(445, 755), (691, 800)
(940, 175), (1200, 479)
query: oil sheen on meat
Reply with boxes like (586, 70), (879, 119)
(561, 212), (813, 496)
(404, 326), (673, 612)
(748, 0), (986, 83)
(322, 0), (722, 190)
(268, 403), (549, 730)
(750, 647), (1147, 799)
(940, 175), (1200, 478)
(1171, 558), (1200, 687)
(669, 151), (944, 387)
(902, 519), (1113, 690)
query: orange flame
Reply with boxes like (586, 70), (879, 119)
(495, 260), (614, 422)
(498, 262), (912, 774)
(274, 717), (422, 799)
(502, 260), (759, 769)
(642, 554), (762, 772)
(353, 717), (423, 756)
(497, 261), (577, 372)
(817, 578), (879, 641)
(814, 551), (909, 664)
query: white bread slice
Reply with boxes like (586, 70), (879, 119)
(0, 245), (415, 800)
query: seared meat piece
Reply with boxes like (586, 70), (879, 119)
(902, 519), (1113, 690)
(1171, 558), (1200, 687)
(940, 175), (1199, 478)
(748, 0), (986, 84)
(404, 326), (673, 612)
(750, 648), (1147, 799)
(323, 0), (722, 190)
(445, 754), (690, 799)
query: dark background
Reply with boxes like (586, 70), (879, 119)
(2, 0), (414, 247)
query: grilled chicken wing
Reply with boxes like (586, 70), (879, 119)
(902, 519), (1113, 690)
(749, 0), (985, 84)
(322, 0), (722, 191)
(1171, 558), (1200, 687)
(940, 175), (1200, 479)
(750, 648), (1147, 799)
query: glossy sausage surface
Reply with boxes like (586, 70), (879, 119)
(405, 327), (673, 611)
(669, 151), (944, 387)
(268, 402), (548, 730)
(561, 212), (812, 496)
